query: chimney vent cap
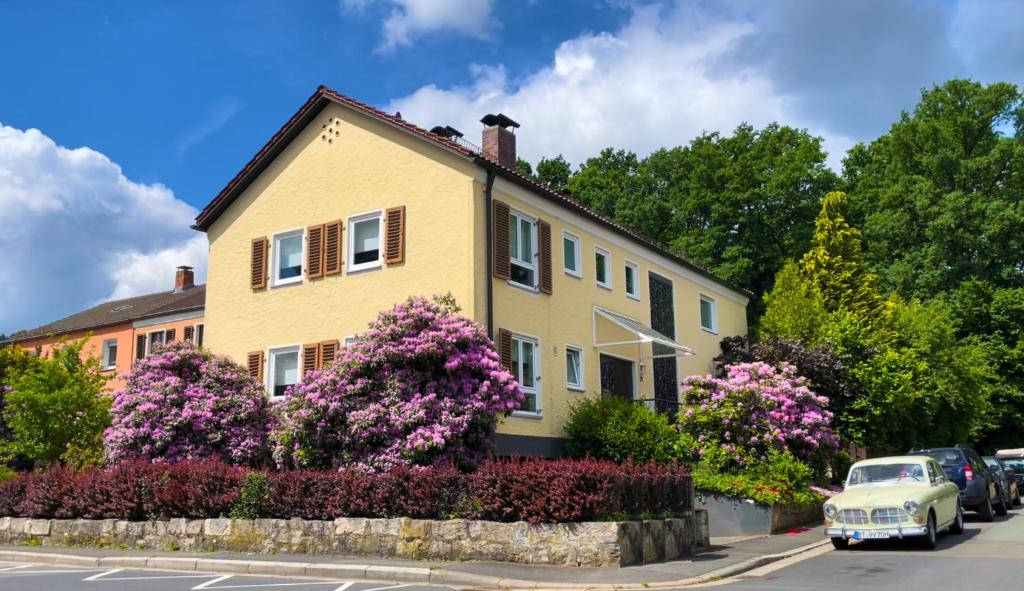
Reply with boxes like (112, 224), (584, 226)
(480, 113), (519, 129)
(430, 125), (464, 139)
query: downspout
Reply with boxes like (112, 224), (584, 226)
(484, 168), (496, 338)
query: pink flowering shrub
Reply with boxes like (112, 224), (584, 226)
(105, 342), (273, 466)
(678, 362), (839, 468)
(272, 296), (524, 472)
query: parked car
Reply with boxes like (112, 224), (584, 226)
(985, 456), (1022, 507)
(824, 455), (963, 550)
(995, 449), (1024, 490)
(908, 446), (1003, 521)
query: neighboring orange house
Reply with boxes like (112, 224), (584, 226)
(3, 267), (205, 390)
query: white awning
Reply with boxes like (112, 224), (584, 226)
(593, 307), (695, 358)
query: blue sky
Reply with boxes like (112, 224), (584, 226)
(1, 0), (1022, 333)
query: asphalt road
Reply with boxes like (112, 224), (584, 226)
(0, 566), (454, 591)
(711, 506), (1024, 590)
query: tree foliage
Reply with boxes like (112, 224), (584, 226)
(535, 155), (573, 189)
(563, 396), (679, 464)
(1, 340), (110, 467)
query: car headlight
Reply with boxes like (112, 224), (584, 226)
(903, 500), (919, 514)
(824, 504), (837, 518)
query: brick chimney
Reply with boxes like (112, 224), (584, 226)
(174, 266), (195, 292)
(480, 113), (520, 169)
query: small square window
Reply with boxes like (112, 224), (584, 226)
(563, 232), (581, 277)
(565, 345), (584, 391)
(268, 346), (300, 397)
(348, 212), (383, 272)
(595, 247), (611, 289)
(625, 262), (639, 300)
(147, 330), (166, 355)
(272, 230), (304, 286)
(511, 334), (540, 414)
(344, 336), (360, 348)
(700, 295), (718, 333)
(102, 339), (118, 370)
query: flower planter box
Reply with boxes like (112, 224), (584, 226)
(0, 512), (709, 568)
(695, 491), (822, 537)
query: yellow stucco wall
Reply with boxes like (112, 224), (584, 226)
(484, 176), (749, 440)
(204, 102), (481, 368)
(203, 98), (748, 445)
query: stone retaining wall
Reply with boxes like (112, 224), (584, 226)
(696, 492), (822, 537)
(0, 512), (709, 567)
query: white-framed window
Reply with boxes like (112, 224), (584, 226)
(267, 345), (301, 397)
(700, 294), (718, 334)
(343, 335), (360, 348)
(562, 232), (581, 277)
(102, 339), (118, 370)
(509, 210), (538, 289)
(624, 261), (640, 300)
(565, 345), (584, 391)
(146, 330), (167, 355)
(272, 229), (304, 286)
(347, 211), (383, 272)
(595, 247), (612, 289)
(511, 334), (541, 415)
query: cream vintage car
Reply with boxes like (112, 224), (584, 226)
(824, 455), (964, 549)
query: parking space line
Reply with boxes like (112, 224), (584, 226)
(85, 572), (222, 582)
(206, 581), (351, 589)
(193, 575), (235, 589)
(335, 582), (353, 591)
(84, 569), (125, 580)
(0, 568), (105, 575)
(0, 565), (33, 572)
(359, 584), (412, 591)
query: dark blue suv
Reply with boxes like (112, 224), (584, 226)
(909, 446), (1003, 521)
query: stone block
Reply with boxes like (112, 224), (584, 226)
(166, 518), (189, 535)
(26, 519), (52, 536)
(0, 517), (11, 531)
(8, 518), (29, 534)
(617, 521), (642, 566)
(642, 519), (665, 564)
(204, 518), (232, 536)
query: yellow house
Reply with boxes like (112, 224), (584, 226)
(194, 86), (749, 456)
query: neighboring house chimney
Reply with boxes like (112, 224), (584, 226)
(174, 266), (195, 292)
(480, 113), (520, 169)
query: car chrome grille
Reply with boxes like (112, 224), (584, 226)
(871, 507), (910, 525)
(838, 509), (868, 525)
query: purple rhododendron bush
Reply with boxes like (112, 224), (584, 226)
(105, 342), (274, 466)
(678, 362), (840, 467)
(273, 296), (524, 471)
(0, 458), (692, 524)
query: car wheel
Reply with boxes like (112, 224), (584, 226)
(831, 537), (850, 550)
(996, 492), (1009, 517)
(949, 502), (964, 535)
(919, 512), (938, 549)
(979, 495), (995, 522)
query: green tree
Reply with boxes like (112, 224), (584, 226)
(515, 157), (533, 176)
(760, 262), (828, 343)
(844, 79), (1024, 299)
(535, 155), (573, 189)
(1, 339), (110, 467)
(800, 191), (888, 322)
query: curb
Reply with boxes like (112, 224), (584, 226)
(0, 540), (831, 590)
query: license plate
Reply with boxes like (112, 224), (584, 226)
(852, 530), (890, 540)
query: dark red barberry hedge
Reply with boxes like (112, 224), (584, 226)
(0, 458), (692, 524)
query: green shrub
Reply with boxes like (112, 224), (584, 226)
(564, 396), (679, 463)
(0, 465), (18, 482)
(230, 472), (269, 520)
(694, 450), (823, 507)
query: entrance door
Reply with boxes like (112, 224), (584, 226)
(600, 354), (635, 400)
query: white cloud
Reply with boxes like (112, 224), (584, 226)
(0, 125), (206, 334)
(176, 98), (240, 157)
(342, 0), (496, 51)
(386, 3), (843, 168)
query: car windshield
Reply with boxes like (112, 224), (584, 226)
(1002, 458), (1024, 472)
(848, 463), (926, 486)
(920, 451), (963, 467)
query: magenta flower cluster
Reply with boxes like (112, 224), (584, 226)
(679, 362), (839, 464)
(104, 341), (274, 466)
(272, 296), (524, 472)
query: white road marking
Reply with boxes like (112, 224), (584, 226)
(84, 569), (124, 580)
(335, 582), (354, 591)
(86, 572), (220, 582)
(0, 565), (32, 573)
(0, 569), (105, 575)
(193, 574), (235, 589)
(205, 582), (352, 589)
(359, 584), (413, 591)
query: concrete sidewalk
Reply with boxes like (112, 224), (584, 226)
(0, 526), (828, 590)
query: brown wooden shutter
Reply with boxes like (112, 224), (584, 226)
(247, 351), (264, 380)
(384, 206), (406, 264)
(183, 326), (194, 342)
(307, 224), (325, 279)
(538, 219), (552, 294)
(302, 343), (319, 375)
(323, 220), (343, 276)
(197, 324), (205, 347)
(493, 200), (511, 280)
(165, 328), (176, 342)
(319, 339), (339, 368)
(251, 237), (269, 289)
(497, 328), (513, 371)
(136, 334), (147, 359)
